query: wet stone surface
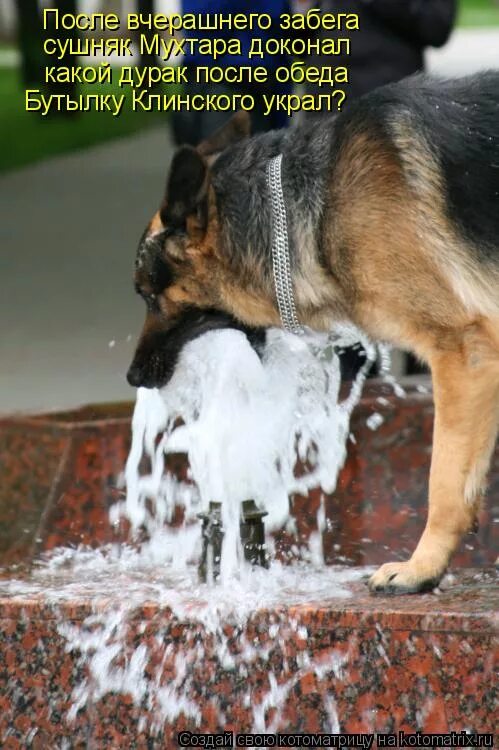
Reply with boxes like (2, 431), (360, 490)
(0, 567), (496, 747)
(0, 381), (497, 746)
(0, 382), (497, 569)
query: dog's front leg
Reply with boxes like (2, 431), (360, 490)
(369, 330), (499, 594)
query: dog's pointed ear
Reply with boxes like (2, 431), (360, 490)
(197, 111), (251, 157)
(160, 145), (208, 232)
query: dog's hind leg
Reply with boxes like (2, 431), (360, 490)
(369, 321), (499, 594)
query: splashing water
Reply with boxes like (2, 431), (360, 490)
(113, 325), (377, 580)
(8, 325), (385, 736)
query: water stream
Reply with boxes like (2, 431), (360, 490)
(5, 325), (386, 735)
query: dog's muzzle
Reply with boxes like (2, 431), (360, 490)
(127, 308), (266, 389)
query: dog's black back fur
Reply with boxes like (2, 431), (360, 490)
(338, 72), (499, 261)
(211, 72), (499, 285)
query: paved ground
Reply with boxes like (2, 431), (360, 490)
(426, 29), (499, 74)
(0, 127), (170, 413)
(0, 29), (497, 414)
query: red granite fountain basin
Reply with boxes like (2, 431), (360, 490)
(0, 567), (496, 748)
(0, 401), (132, 566)
(0, 379), (497, 568)
(0, 379), (498, 747)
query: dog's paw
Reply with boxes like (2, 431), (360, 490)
(368, 561), (442, 595)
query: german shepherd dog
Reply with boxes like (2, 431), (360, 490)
(128, 72), (499, 594)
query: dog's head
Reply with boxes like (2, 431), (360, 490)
(127, 112), (272, 389)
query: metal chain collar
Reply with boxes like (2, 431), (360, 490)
(267, 154), (303, 335)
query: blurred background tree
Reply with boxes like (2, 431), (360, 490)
(16, 0), (44, 86)
(137, 0), (158, 74)
(43, 0), (79, 104)
(16, 0), (79, 101)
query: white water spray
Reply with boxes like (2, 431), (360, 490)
(7, 324), (385, 735)
(113, 325), (376, 580)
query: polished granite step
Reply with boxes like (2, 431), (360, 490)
(0, 381), (497, 748)
(0, 380), (497, 569)
(0, 567), (496, 748)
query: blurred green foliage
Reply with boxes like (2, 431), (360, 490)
(459, 0), (499, 27)
(0, 67), (164, 173)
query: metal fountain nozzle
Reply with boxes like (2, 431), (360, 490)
(197, 501), (224, 584)
(239, 499), (269, 569)
(198, 499), (269, 583)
